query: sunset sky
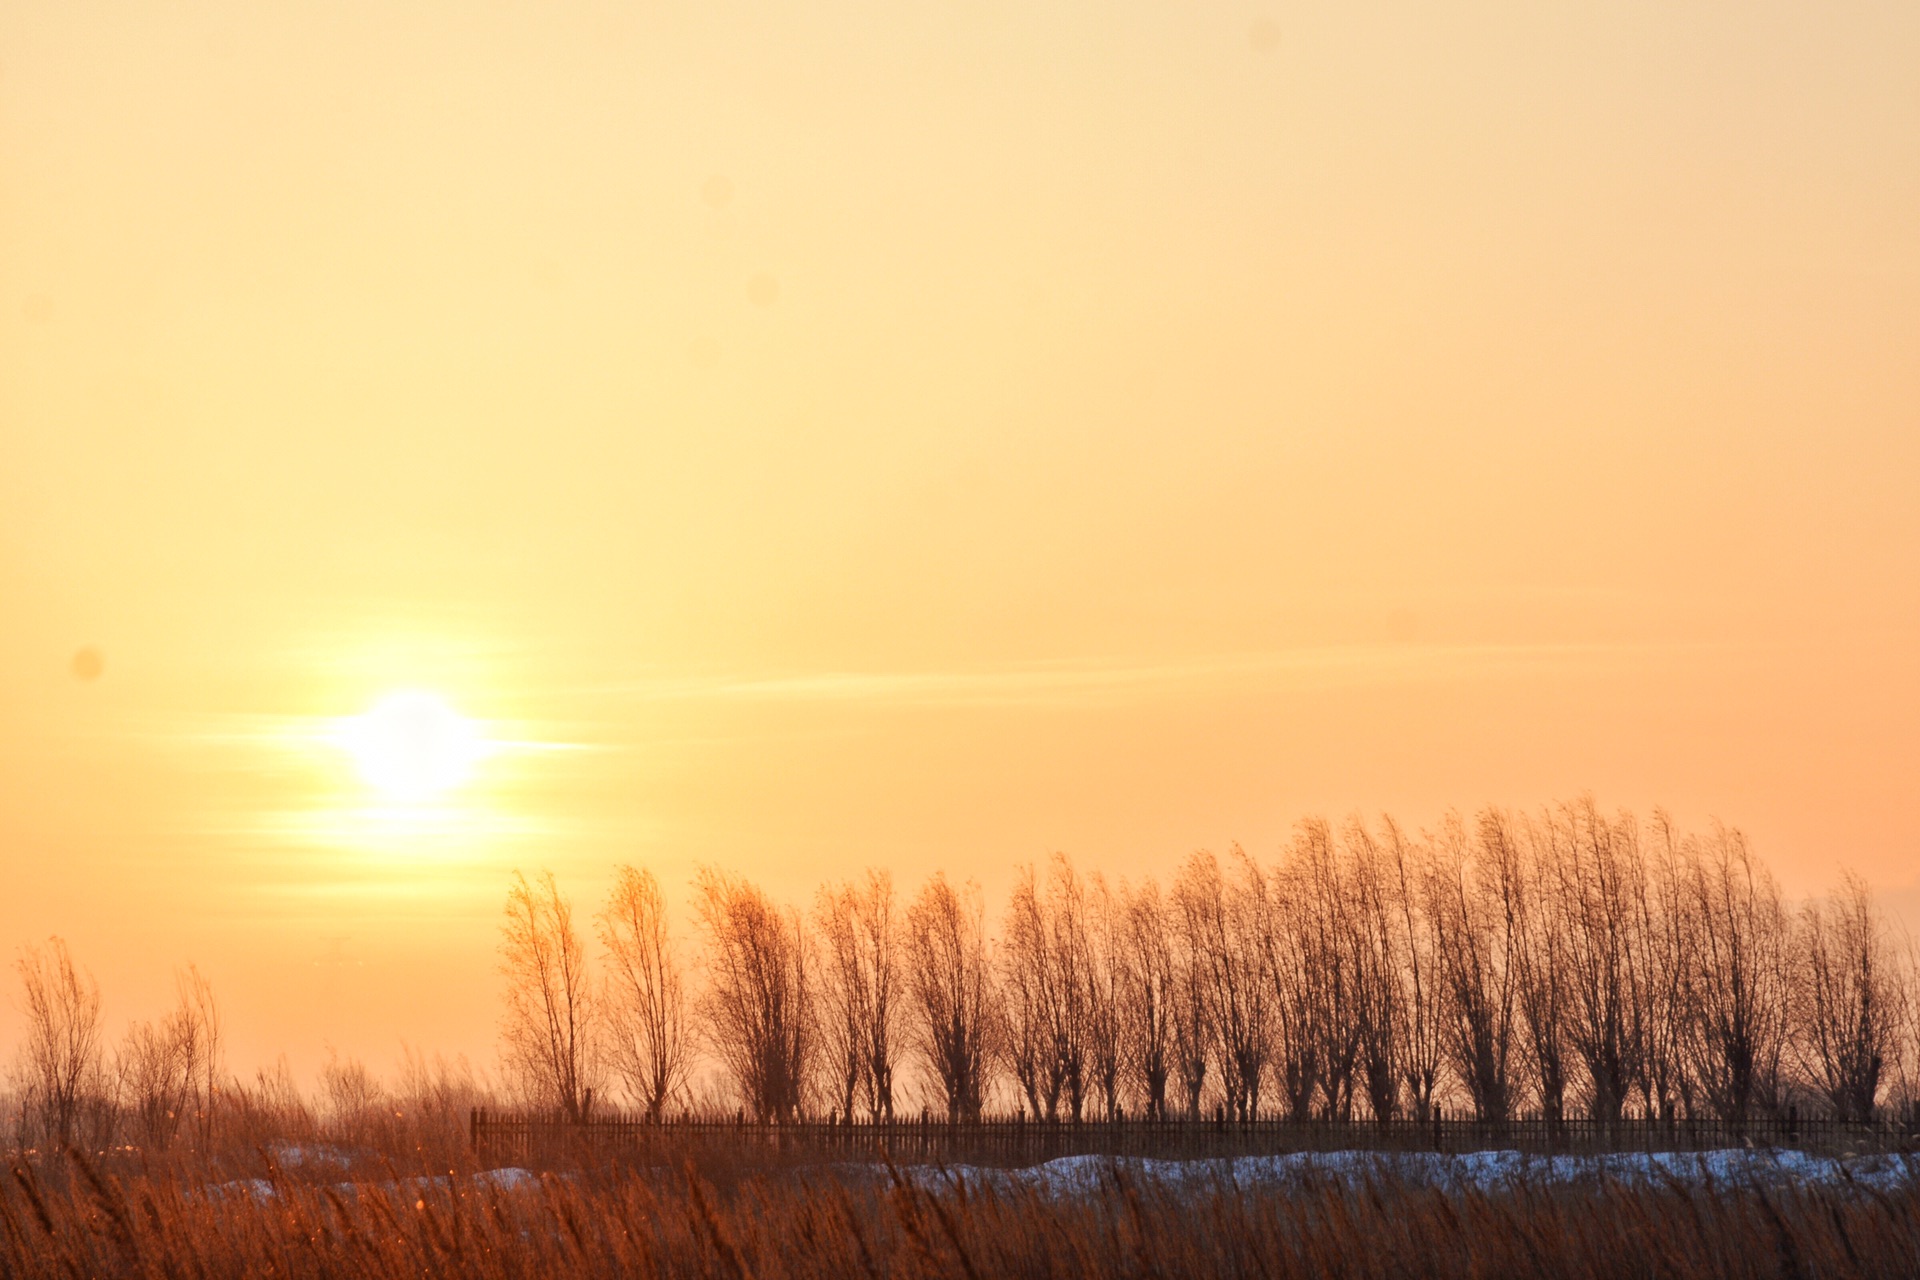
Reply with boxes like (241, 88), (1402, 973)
(3, 1), (1917, 1080)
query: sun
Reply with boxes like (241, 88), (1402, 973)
(333, 690), (487, 803)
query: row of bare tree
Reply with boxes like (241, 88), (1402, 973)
(502, 801), (1916, 1127)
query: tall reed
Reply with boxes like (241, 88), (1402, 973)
(6, 1147), (1920, 1279)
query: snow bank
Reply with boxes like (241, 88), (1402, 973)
(201, 1167), (542, 1204)
(899, 1149), (1920, 1197)
(266, 1142), (355, 1173)
(472, 1166), (539, 1192)
(203, 1178), (278, 1203)
(203, 1150), (1918, 1205)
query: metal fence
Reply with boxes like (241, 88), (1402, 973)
(468, 1109), (1920, 1168)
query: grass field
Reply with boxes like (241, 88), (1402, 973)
(7, 1146), (1920, 1279)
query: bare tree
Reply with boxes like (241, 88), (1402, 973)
(500, 870), (598, 1121)
(1314, 829), (1365, 1120)
(1684, 824), (1790, 1126)
(816, 882), (866, 1122)
(1084, 873), (1126, 1119)
(1510, 813), (1571, 1125)
(1424, 812), (1520, 1123)
(1267, 821), (1363, 1120)
(695, 868), (812, 1121)
(1641, 811), (1698, 1120)
(1168, 861), (1215, 1119)
(1264, 843), (1321, 1122)
(598, 865), (691, 1120)
(905, 874), (996, 1121)
(1000, 859), (1095, 1119)
(1000, 865), (1051, 1117)
(1546, 800), (1649, 1123)
(360, 801), (1920, 1138)
(1116, 878), (1177, 1118)
(1176, 848), (1267, 1120)
(856, 871), (901, 1121)
(1347, 818), (1405, 1121)
(1796, 874), (1902, 1121)
(814, 870), (900, 1121)
(13, 937), (106, 1147)
(1045, 856), (1099, 1120)
(1381, 818), (1445, 1122)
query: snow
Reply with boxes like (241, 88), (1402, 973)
(266, 1143), (355, 1172)
(198, 1167), (541, 1204)
(197, 1150), (1918, 1206)
(472, 1166), (539, 1192)
(203, 1178), (278, 1203)
(896, 1149), (1920, 1196)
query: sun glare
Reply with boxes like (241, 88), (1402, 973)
(334, 691), (487, 803)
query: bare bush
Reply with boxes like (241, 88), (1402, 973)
(319, 1050), (388, 1144)
(394, 1046), (484, 1135)
(115, 968), (217, 1152)
(117, 1018), (191, 1150)
(224, 1055), (317, 1148)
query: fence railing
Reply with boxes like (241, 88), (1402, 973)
(468, 1109), (1920, 1167)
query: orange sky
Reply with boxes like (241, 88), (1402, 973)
(3, 1), (1917, 1082)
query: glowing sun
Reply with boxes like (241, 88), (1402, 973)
(334, 691), (487, 802)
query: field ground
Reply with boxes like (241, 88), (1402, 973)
(7, 1144), (1920, 1279)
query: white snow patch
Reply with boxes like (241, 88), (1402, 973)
(205, 1178), (277, 1203)
(268, 1143), (355, 1173)
(898, 1149), (1920, 1197)
(473, 1167), (539, 1192)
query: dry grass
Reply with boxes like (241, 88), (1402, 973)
(6, 1147), (1920, 1279)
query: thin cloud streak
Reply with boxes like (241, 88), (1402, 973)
(597, 642), (1701, 710)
